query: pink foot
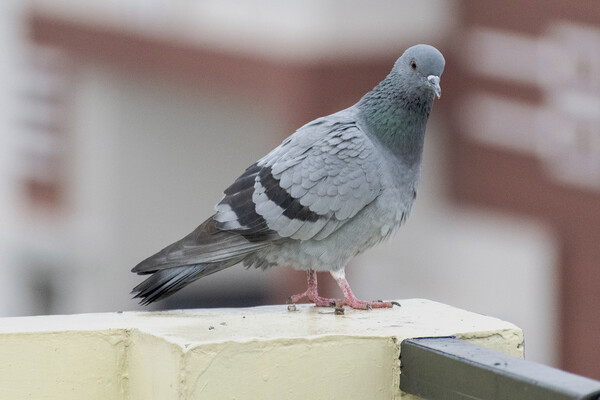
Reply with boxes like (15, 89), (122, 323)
(288, 270), (341, 307)
(338, 298), (394, 310)
(331, 269), (396, 310)
(288, 291), (339, 307)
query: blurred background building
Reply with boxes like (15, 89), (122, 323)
(0, 0), (598, 379)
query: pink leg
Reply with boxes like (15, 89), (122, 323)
(288, 270), (342, 307)
(331, 270), (394, 310)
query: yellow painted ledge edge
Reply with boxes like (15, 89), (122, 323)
(0, 299), (524, 400)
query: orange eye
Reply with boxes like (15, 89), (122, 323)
(410, 61), (417, 70)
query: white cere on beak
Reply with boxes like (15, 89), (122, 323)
(427, 75), (441, 99)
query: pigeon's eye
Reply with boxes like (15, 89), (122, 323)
(410, 61), (417, 70)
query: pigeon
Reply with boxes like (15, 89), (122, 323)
(131, 44), (445, 310)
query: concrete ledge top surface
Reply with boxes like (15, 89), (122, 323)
(0, 298), (521, 349)
(0, 299), (524, 400)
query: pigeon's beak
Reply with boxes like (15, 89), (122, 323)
(427, 75), (441, 99)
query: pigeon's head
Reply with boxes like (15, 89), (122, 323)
(394, 44), (445, 99)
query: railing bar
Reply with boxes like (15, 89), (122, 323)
(400, 337), (600, 400)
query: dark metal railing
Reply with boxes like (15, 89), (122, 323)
(400, 337), (600, 400)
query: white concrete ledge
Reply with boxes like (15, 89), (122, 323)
(0, 299), (523, 399)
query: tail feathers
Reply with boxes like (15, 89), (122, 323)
(131, 215), (275, 305)
(131, 216), (272, 275)
(131, 263), (232, 305)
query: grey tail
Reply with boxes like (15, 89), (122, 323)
(131, 263), (233, 306)
(130, 215), (272, 305)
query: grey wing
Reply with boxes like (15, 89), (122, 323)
(214, 117), (383, 241)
